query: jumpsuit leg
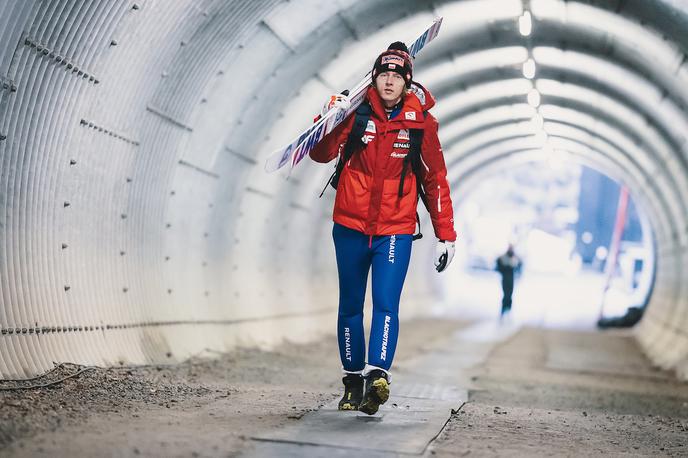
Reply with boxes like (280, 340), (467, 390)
(332, 224), (371, 372)
(367, 234), (413, 371)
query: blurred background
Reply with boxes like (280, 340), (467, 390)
(444, 162), (653, 329)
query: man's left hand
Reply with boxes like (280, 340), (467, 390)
(435, 240), (455, 273)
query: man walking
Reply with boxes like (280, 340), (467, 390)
(310, 42), (457, 415)
(496, 244), (522, 320)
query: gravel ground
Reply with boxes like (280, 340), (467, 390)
(3, 322), (687, 457)
(0, 318), (465, 457)
(426, 327), (688, 457)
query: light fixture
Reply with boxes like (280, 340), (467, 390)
(519, 11), (532, 36)
(527, 88), (541, 107)
(522, 58), (536, 79)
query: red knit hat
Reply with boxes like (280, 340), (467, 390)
(372, 41), (413, 88)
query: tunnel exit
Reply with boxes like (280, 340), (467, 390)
(443, 161), (655, 330)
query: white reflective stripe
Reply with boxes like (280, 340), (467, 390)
(437, 185), (441, 212)
(420, 154), (430, 172)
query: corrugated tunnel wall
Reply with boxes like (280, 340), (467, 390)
(0, 0), (687, 380)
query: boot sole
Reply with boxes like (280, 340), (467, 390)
(338, 402), (358, 411)
(359, 378), (389, 415)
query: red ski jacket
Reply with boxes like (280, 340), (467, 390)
(311, 85), (456, 242)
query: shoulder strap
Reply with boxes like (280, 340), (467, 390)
(397, 111), (428, 204)
(319, 102), (372, 197)
(397, 111), (428, 241)
(344, 102), (372, 162)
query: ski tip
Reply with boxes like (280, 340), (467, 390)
(264, 157), (283, 173)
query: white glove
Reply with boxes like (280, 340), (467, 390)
(321, 93), (350, 117)
(435, 240), (455, 273)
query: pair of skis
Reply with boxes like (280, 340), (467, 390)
(263, 17), (443, 174)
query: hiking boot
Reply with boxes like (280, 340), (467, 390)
(338, 373), (364, 411)
(358, 369), (390, 415)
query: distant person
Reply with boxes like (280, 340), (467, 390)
(496, 245), (522, 319)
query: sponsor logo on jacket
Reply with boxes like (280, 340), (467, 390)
(405, 112), (416, 121)
(398, 129), (410, 140)
(393, 142), (410, 149)
(361, 120), (377, 144)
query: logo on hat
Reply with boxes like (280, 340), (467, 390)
(373, 43), (414, 88)
(381, 55), (405, 67)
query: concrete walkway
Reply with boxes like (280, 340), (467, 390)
(246, 322), (517, 457)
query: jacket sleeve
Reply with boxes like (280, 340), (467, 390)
(418, 114), (457, 242)
(309, 113), (355, 163)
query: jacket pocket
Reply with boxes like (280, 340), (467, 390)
(335, 167), (371, 221)
(378, 174), (417, 230)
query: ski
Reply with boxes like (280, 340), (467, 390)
(264, 17), (443, 173)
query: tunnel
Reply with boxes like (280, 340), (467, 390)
(1, 0), (687, 389)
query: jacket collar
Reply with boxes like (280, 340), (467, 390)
(366, 86), (424, 126)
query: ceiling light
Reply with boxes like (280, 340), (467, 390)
(519, 11), (532, 36)
(527, 88), (541, 107)
(522, 58), (536, 79)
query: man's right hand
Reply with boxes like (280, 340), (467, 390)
(321, 93), (351, 117)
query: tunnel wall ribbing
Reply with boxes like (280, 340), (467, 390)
(0, 0), (344, 378)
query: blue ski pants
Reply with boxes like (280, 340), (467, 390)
(332, 223), (413, 372)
